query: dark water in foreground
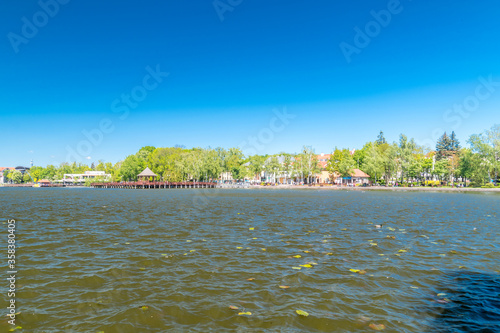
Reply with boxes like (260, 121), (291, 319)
(1, 188), (499, 332)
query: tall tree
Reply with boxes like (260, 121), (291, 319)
(376, 131), (387, 145)
(468, 124), (500, 185)
(449, 131), (461, 151)
(300, 146), (319, 184)
(436, 132), (452, 160)
(361, 143), (383, 184)
(327, 148), (355, 184)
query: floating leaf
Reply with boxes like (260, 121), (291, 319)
(293, 255), (302, 258)
(190, 250), (196, 252)
(261, 248), (267, 251)
(387, 227), (396, 231)
(350, 269), (360, 273)
(141, 306), (148, 310)
(303, 250), (310, 253)
(296, 310), (309, 317)
(370, 243), (378, 246)
(238, 312), (252, 316)
(229, 305), (239, 310)
(125, 242), (130, 245)
(398, 249), (407, 253)
(449, 250), (457, 254)
(307, 262), (318, 265)
(369, 323), (386, 330)
(358, 270), (367, 275)
(410, 286), (419, 289)
(437, 293), (447, 297)
(327, 252), (334, 255)
(459, 266), (466, 269)
(279, 285), (290, 289)
(292, 267), (302, 270)
(236, 247), (243, 249)
(249, 227), (255, 231)
(246, 278), (255, 281)
(186, 240), (192, 243)
(341, 228), (347, 231)
(357, 316), (371, 323)
(300, 264), (313, 268)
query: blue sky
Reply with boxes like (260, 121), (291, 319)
(1, 0), (500, 166)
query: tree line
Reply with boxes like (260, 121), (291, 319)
(4, 124), (499, 187)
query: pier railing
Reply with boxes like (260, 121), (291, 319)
(91, 181), (218, 189)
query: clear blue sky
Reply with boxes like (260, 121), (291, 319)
(1, 0), (500, 166)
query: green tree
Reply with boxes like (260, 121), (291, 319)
(282, 154), (294, 184)
(396, 134), (418, 183)
(469, 125), (500, 184)
(300, 146), (319, 184)
(361, 143), (383, 184)
(432, 158), (450, 182)
(11, 170), (23, 184)
(265, 155), (282, 184)
(226, 148), (244, 180)
(118, 155), (142, 181)
(23, 173), (32, 183)
(376, 131), (387, 145)
(449, 131), (461, 151)
(436, 132), (452, 160)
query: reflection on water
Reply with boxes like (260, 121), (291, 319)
(428, 271), (500, 333)
(0, 188), (499, 332)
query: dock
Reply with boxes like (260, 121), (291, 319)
(91, 181), (217, 189)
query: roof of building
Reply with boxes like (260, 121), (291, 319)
(38, 179), (51, 183)
(137, 167), (158, 177)
(333, 168), (370, 178)
(352, 169), (370, 178)
(0, 167), (15, 172)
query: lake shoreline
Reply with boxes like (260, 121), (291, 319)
(246, 185), (500, 192)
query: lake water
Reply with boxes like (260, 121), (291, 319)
(1, 188), (499, 332)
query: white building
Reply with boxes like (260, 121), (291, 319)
(60, 171), (111, 185)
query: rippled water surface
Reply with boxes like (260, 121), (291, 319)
(1, 188), (499, 332)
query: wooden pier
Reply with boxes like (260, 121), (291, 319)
(91, 181), (217, 189)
